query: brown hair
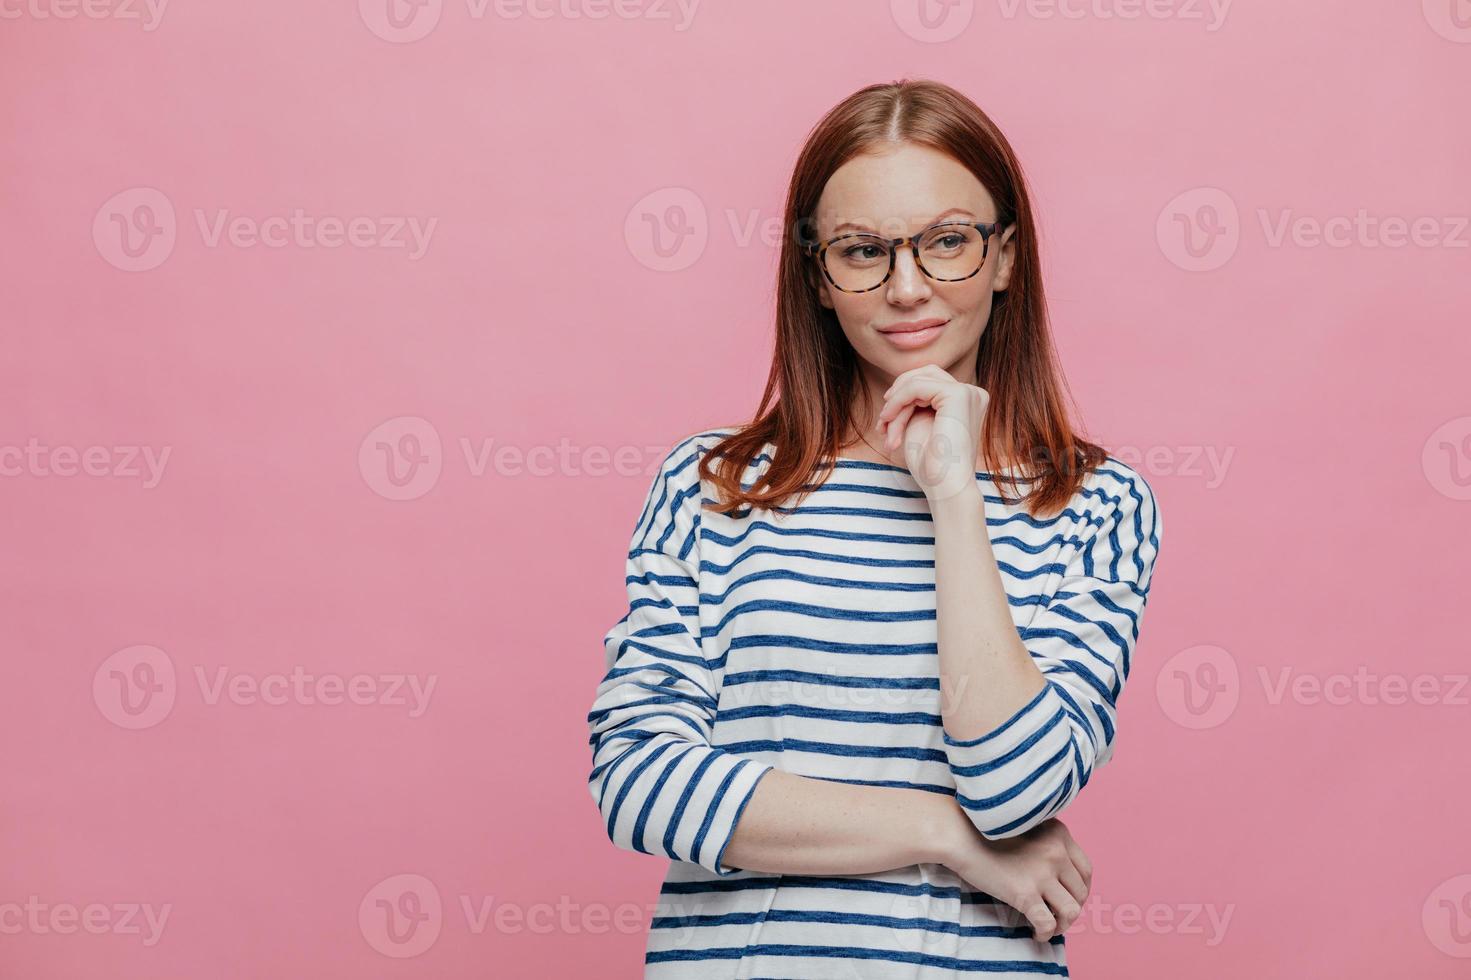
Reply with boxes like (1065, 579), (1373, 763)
(699, 77), (1107, 519)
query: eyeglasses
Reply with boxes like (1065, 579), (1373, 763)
(803, 219), (1009, 293)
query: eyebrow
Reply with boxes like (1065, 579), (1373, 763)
(832, 208), (978, 235)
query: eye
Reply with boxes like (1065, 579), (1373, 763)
(841, 242), (886, 261)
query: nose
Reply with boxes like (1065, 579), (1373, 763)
(885, 245), (932, 306)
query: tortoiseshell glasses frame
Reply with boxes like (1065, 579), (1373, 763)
(802, 219), (1010, 294)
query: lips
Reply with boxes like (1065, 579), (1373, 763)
(877, 318), (948, 350)
(878, 318), (948, 334)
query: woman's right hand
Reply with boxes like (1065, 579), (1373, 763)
(929, 809), (1093, 942)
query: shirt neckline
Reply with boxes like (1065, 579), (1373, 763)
(758, 441), (1034, 483)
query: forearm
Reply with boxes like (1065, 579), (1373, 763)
(719, 768), (965, 876)
(931, 486), (1048, 742)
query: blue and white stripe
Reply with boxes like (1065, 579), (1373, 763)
(588, 427), (1163, 978)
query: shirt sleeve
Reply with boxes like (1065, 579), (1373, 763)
(942, 461), (1163, 839)
(586, 435), (775, 876)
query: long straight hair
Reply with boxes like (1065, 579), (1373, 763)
(699, 78), (1106, 519)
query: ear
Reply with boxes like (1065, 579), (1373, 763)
(991, 223), (1019, 293)
(804, 255), (835, 310)
(817, 279), (835, 310)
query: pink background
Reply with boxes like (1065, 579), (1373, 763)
(3, 1), (1470, 977)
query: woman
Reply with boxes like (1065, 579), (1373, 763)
(588, 78), (1163, 978)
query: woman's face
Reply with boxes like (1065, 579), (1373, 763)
(808, 142), (1017, 386)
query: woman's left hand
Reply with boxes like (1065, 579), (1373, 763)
(876, 364), (990, 502)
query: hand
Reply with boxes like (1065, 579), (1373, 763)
(934, 813), (1092, 943)
(874, 364), (990, 502)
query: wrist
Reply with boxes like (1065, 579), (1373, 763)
(912, 794), (972, 866)
(926, 482), (985, 521)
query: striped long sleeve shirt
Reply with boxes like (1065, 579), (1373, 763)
(587, 426), (1163, 978)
